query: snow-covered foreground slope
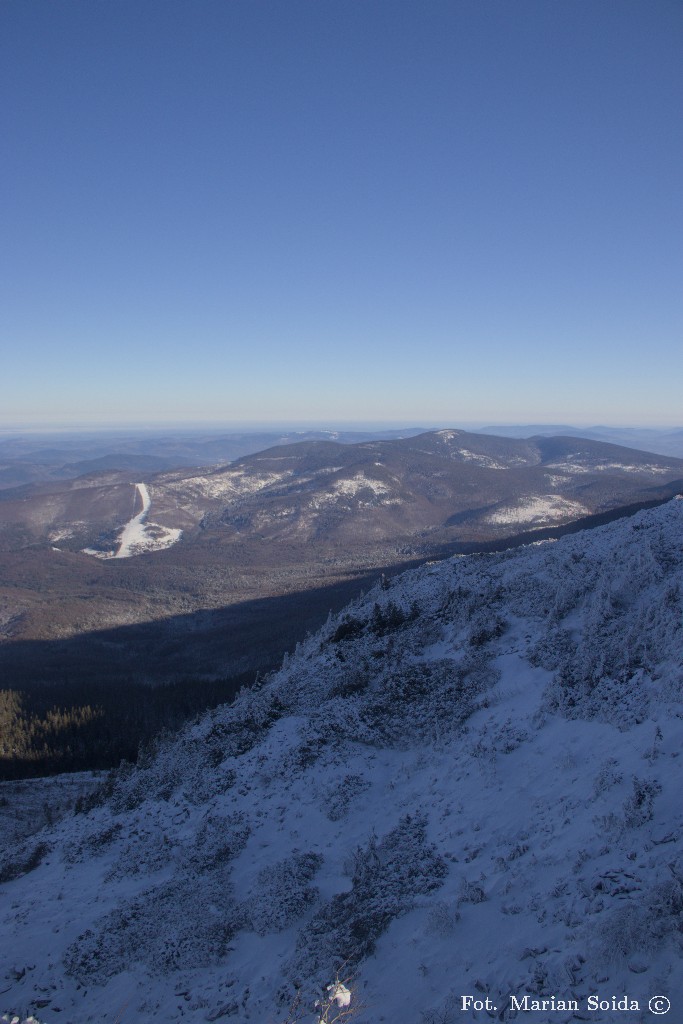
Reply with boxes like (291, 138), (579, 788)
(2, 500), (683, 1024)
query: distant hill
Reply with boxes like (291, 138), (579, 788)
(0, 427), (426, 489)
(0, 429), (681, 696)
(480, 423), (683, 458)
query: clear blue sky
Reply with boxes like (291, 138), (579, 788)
(1, 0), (681, 427)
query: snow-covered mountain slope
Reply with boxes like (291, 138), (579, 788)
(2, 499), (683, 1024)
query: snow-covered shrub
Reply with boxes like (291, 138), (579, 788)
(358, 658), (494, 746)
(104, 687), (287, 812)
(74, 768), (118, 814)
(105, 825), (176, 880)
(328, 667), (372, 699)
(470, 717), (528, 757)
(425, 899), (461, 937)
(63, 821), (122, 864)
(467, 613), (508, 648)
(244, 851), (323, 935)
(289, 813), (446, 982)
(528, 627), (574, 673)
(330, 614), (365, 643)
(646, 873), (683, 939)
(589, 864), (683, 968)
(108, 735), (187, 812)
(510, 507), (683, 726)
(64, 871), (243, 981)
(457, 880), (487, 905)
(594, 903), (651, 963)
(622, 776), (662, 828)
(200, 689), (286, 760)
(276, 721), (330, 776)
(184, 811), (250, 873)
(324, 773), (370, 822)
(277, 974), (359, 1024)
(420, 996), (460, 1024)
(368, 600), (418, 637)
(591, 758), (623, 798)
(0, 841), (49, 884)
(182, 764), (236, 805)
(327, 599), (417, 646)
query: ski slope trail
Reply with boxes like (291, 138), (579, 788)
(82, 481), (182, 559)
(116, 482), (152, 557)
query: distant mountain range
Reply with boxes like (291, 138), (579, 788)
(479, 423), (683, 458)
(0, 428), (681, 694)
(1, 423), (681, 490)
(0, 428), (426, 490)
(2, 428), (682, 557)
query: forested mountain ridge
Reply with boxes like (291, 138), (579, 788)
(0, 429), (681, 700)
(1, 497), (682, 1023)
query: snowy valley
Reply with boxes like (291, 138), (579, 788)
(1, 498), (682, 1023)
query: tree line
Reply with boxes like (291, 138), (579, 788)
(0, 673), (254, 780)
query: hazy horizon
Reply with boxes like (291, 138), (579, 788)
(1, 418), (681, 437)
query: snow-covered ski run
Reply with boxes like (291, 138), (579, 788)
(82, 482), (182, 559)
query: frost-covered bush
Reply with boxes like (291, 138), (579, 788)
(181, 764), (237, 805)
(64, 871), (243, 981)
(0, 841), (49, 884)
(594, 903), (651, 963)
(457, 880), (487, 905)
(330, 614), (365, 643)
(105, 826), (176, 880)
(622, 776), (661, 828)
(467, 613), (508, 648)
(289, 814), (446, 982)
(63, 821), (122, 864)
(276, 721), (330, 775)
(244, 851), (323, 935)
(324, 773), (370, 822)
(425, 900), (461, 937)
(200, 688), (286, 761)
(358, 659), (494, 746)
(470, 717), (528, 759)
(105, 687), (286, 812)
(591, 758), (623, 798)
(590, 864), (683, 965)
(368, 600), (418, 637)
(184, 811), (250, 873)
(532, 517), (683, 724)
(327, 599), (417, 645)
(646, 874), (683, 938)
(328, 667), (372, 699)
(528, 627), (574, 673)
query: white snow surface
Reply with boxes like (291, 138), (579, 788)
(547, 461), (671, 476)
(82, 483), (182, 559)
(3, 498), (683, 1023)
(485, 494), (590, 525)
(309, 473), (400, 510)
(164, 467), (295, 501)
(455, 449), (527, 470)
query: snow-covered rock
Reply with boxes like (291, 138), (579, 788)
(2, 499), (682, 1023)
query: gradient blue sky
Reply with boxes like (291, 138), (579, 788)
(1, 0), (681, 428)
